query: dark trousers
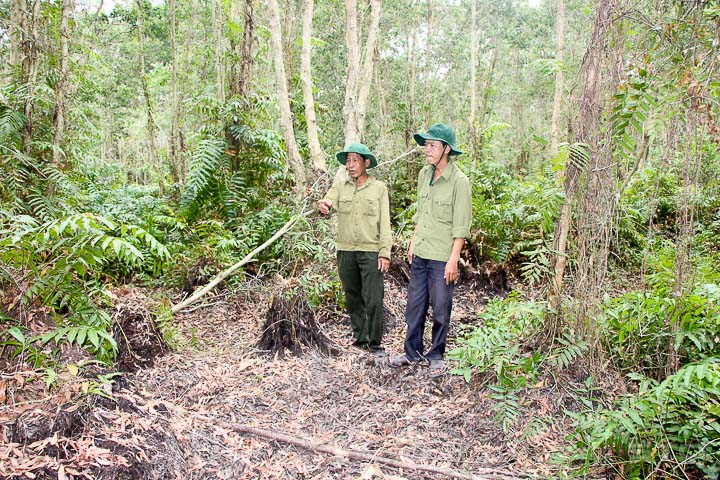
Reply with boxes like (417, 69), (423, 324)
(404, 255), (455, 361)
(337, 251), (385, 348)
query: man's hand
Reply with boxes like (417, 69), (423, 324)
(407, 243), (414, 264)
(444, 258), (459, 285)
(378, 256), (390, 273)
(318, 199), (332, 215)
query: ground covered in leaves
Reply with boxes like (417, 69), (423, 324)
(1, 266), (582, 479)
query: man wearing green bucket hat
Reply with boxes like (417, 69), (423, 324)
(318, 142), (391, 356)
(388, 123), (472, 377)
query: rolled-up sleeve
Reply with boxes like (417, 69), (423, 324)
(452, 176), (472, 239)
(378, 184), (392, 259)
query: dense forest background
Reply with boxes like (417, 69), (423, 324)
(1, 0), (719, 478)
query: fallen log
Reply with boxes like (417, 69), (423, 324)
(208, 418), (532, 480)
(171, 210), (308, 314)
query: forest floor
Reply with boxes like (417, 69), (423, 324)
(1, 263), (590, 480)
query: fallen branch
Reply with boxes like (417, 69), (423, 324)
(208, 418), (531, 480)
(171, 210), (309, 313)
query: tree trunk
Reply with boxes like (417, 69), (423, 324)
(423, 0), (434, 129)
(239, 0), (256, 98)
(551, 0), (565, 185)
(548, 0), (620, 339)
(22, 0), (41, 152)
(135, 0), (158, 169)
(268, 0), (307, 192)
(213, 0), (225, 102)
(343, 0), (361, 144)
(8, 0), (26, 80)
(300, 0), (326, 171)
(283, 0), (295, 91)
(355, 0), (382, 139)
(469, 0), (478, 165)
(52, 0), (73, 165)
(168, 0), (182, 184)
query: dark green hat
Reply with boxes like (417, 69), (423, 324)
(336, 142), (377, 168)
(413, 123), (463, 156)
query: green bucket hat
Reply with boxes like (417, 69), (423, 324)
(413, 123), (464, 156)
(336, 142), (378, 168)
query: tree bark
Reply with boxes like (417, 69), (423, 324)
(300, 0), (326, 171)
(548, 0), (620, 336)
(168, 0), (182, 184)
(424, 0), (434, 129)
(342, 0), (382, 145)
(355, 0), (382, 139)
(283, 0), (295, 91)
(52, 0), (73, 165)
(469, 0), (478, 165)
(238, 0), (256, 98)
(135, 0), (158, 170)
(22, 0), (41, 152)
(268, 0), (307, 192)
(551, 0), (565, 185)
(342, 0), (361, 144)
(213, 0), (225, 102)
(8, 0), (26, 80)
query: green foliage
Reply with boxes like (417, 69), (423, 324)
(0, 211), (170, 363)
(470, 161), (563, 267)
(448, 295), (546, 429)
(600, 252), (720, 379)
(568, 358), (720, 478)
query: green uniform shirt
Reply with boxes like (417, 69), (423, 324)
(413, 161), (472, 262)
(323, 176), (392, 259)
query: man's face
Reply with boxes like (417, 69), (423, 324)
(345, 152), (369, 178)
(423, 140), (447, 165)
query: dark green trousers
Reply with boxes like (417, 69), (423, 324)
(337, 251), (385, 348)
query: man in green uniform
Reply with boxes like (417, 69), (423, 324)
(319, 143), (391, 356)
(388, 124), (472, 377)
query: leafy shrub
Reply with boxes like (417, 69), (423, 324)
(568, 358), (720, 478)
(469, 160), (563, 271)
(600, 252), (720, 379)
(0, 211), (170, 363)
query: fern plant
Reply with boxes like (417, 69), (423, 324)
(568, 358), (720, 478)
(0, 211), (170, 363)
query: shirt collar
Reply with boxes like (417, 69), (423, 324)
(434, 161), (455, 183)
(344, 174), (374, 187)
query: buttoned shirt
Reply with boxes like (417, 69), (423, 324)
(413, 161), (472, 262)
(323, 176), (392, 259)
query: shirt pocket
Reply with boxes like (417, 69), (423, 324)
(433, 197), (453, 224)
(363, 199), (378, 216)
(338, 196), (353, 214)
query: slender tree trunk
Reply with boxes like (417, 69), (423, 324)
(300, 0), (326, 171)
(135, 0), (157, 168)
(213, 0), (225, 102)
(8, 0), (26, 80)
(52, 0), (73, 165)
(424, 0), (433, 128)
(168, 0), (182, 184)
(469, 0), (478, 166)
(355, 0), (382, 139)
(551, 0), (565, 185)
(409, 18), (418, 139)
(548, 0), (620, 339)
(268, 0), (307, 192)
(52, 0), (75, 164)
(238, 0), (255, 98)
(283, 0), (295, 90)
(22, 0), (41, 152)
(343, 0), (361, 144)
